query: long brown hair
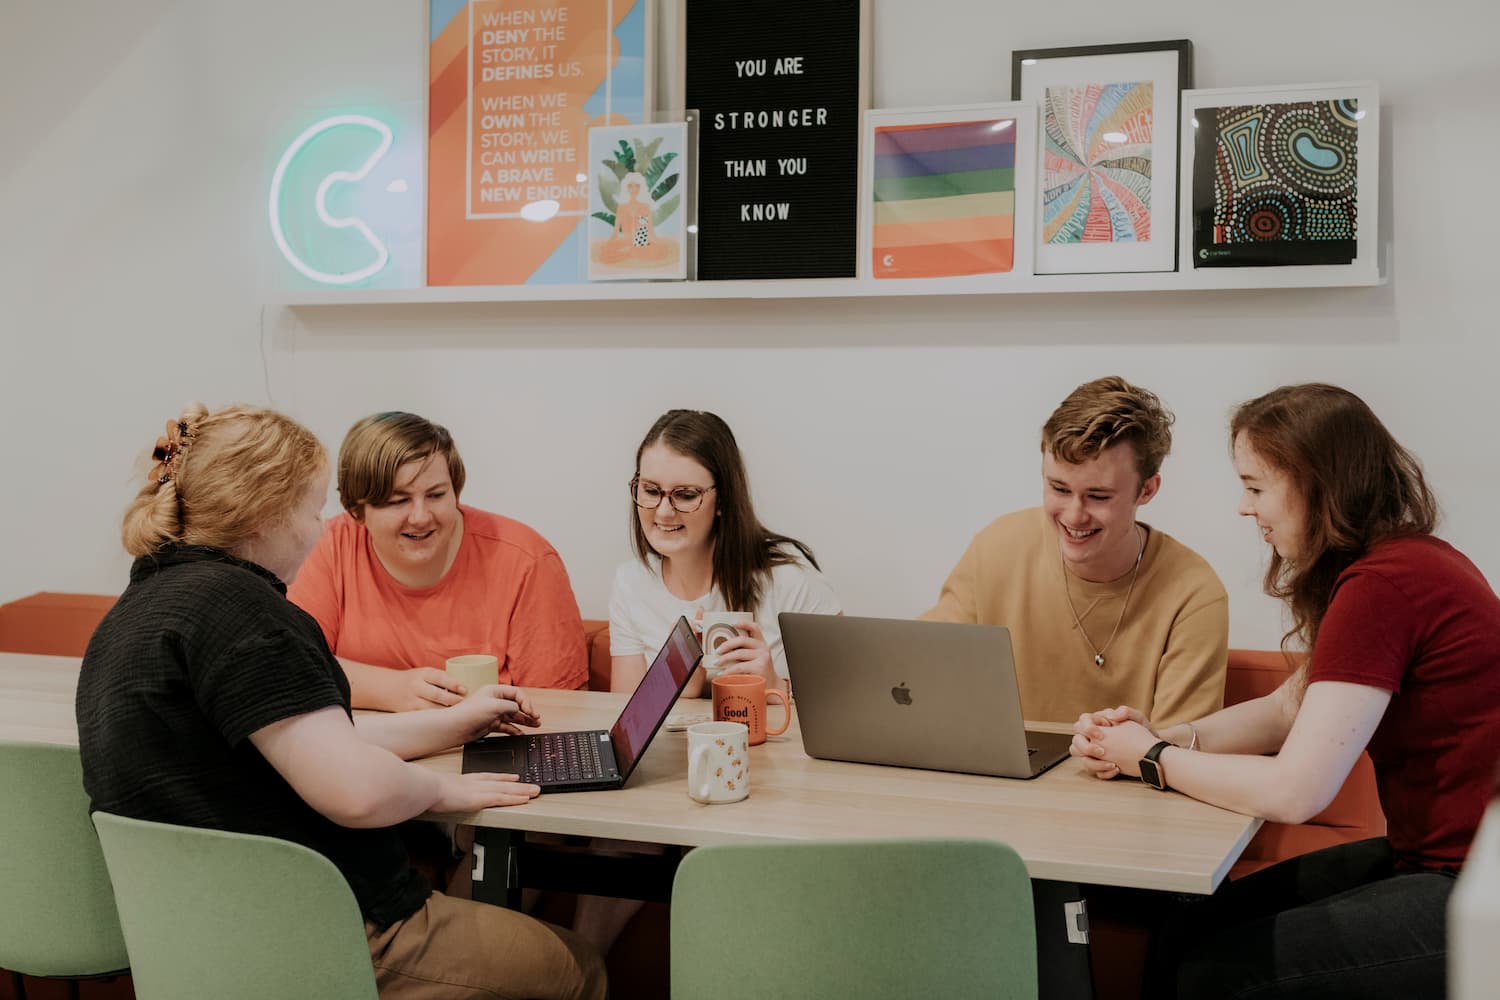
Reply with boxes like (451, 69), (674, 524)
(630, 410), (818, 613)
(1230, 384), (1437, 653)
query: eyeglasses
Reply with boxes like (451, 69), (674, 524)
(630, 478), (716, 513)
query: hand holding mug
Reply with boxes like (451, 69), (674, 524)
(446, 654), (500, 694)
(387, 667), (467, 711)
(704, 618), (777, 688)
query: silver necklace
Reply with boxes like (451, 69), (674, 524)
(1061, 525), (1144, 668)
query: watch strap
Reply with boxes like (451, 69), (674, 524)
(1141, 740), (1173, 791)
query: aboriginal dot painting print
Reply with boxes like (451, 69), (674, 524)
(1042, 83), (1154, 245)
(1193, 99), (1359, 267)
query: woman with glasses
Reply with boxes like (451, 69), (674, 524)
(289, 412), (588, 712)
(608, 409), (840, 696)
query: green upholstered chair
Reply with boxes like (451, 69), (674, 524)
(92, 812), (378, 1000)
(671, 839), (1038, 1000)
(0, 741), (129, 1000)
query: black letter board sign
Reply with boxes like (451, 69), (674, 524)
(684, 0), (870, 280)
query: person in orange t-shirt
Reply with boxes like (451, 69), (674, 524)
(289, 412), (588, 711)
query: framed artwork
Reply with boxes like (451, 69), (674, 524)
(1011, 39), (1191, 274)
(426, 0), (655, 286)
(860, 103), (1036, 281)
(586, 122), (691, 280)
(680, 0), (872, 280)
(1181, 82), (1378, 273)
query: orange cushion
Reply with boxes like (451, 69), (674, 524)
(0, 591), (117, 657)
(582, 619), (611, 692)
(1225, 648), (1386, 878)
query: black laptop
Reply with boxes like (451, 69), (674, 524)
(462, 616), (702, 792)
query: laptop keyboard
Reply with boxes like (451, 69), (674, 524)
(524, 731), (607, 783)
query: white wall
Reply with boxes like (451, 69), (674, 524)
(3, 1), (1497, 650)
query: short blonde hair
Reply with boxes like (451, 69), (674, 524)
(1041, 376), (1174, 483)
(336, 412), (466, 518)
(121, 404), (327, 557)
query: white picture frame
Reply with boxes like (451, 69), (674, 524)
(1014, 41), (1190, 275)
(586, 121), (691, 281)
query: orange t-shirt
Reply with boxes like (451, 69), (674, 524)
(288, 506), (587, 690)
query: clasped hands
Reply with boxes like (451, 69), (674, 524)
(1070, 705), (1163, 780)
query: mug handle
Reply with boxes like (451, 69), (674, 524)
(764, 688), (791, 737)
(688, 744), (713, 801)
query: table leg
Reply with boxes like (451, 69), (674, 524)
(470, 827), (523, 909)
(1033, 879), (1095, 1000)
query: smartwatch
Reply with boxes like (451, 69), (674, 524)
(1139, 740), (1173, 791)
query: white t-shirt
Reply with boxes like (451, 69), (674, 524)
(608, 551), (841, 678)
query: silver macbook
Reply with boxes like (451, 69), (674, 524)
(780, 614), (1073, 780)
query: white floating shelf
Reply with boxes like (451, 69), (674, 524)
(275, 263), (1384, 307)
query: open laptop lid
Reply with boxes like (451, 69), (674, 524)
(780, 613), (1069, 779)
(608, 615), (703, 782)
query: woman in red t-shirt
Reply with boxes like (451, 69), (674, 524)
(1072, 383), (1500, 999)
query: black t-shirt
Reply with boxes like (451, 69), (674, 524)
(76, 544), (429, 928)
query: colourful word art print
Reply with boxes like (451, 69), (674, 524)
(427, 0), (652, 286)
(1193, 99), (1359, 266)
(586, 122), (689, 280)
(1042, 83), (1154, 245)
(870, 118), (1018, 278)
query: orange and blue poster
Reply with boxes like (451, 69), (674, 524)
(427, 0), (652, 286)
(863, 104), (1035, 280)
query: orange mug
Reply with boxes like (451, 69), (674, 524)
(711, 674), (790, 746)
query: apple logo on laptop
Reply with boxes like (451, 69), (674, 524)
(891, 682), (913, 706)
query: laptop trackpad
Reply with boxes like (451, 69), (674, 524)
(462, 738), (522, 775)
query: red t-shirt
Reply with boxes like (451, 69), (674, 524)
(288, 506), (588, 690)
(1310, 535), (1500, 870)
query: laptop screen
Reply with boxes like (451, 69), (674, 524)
(609, 616), (702, 779)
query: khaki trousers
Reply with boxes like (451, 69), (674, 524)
(367, 891), (607, 1000)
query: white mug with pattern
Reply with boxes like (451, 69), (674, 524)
(687, 721), (750, 803)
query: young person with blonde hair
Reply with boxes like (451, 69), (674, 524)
(923, 375), (1228, 725)
(1072, 384), (1500, 998)
(77, 404), (606, 1000)
(290, 411), (588, 711)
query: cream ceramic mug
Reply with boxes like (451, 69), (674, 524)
(700, 611), (754, 683)
(687, 722), (750, 803)
(445, 654), (499, 693)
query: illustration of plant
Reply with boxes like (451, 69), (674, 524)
(593, 136), (681, 228)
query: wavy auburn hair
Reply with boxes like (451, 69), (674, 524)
(1231, 384), (1437, 653)
(630, 409), (818, 614)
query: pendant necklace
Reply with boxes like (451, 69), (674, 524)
(1062, 525), (1144, 668)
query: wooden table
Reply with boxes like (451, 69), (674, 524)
(6, 652), (1261, 999)
(422, 686), (1260, 895)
